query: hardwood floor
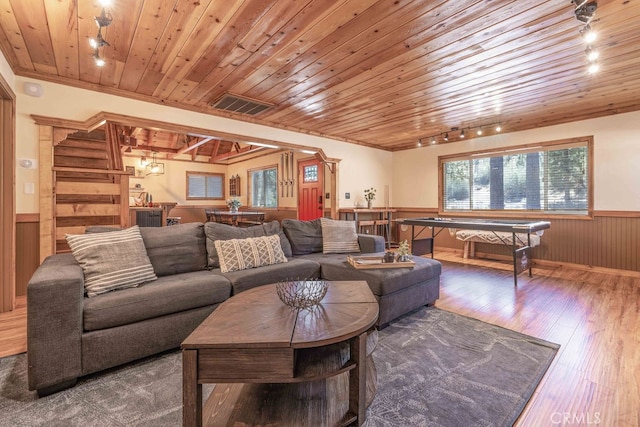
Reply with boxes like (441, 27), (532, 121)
(0, 295), (26, 358)
(1, 258), (638, 426)
(435, 253), (640, 427)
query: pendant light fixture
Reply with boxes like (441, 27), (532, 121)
(145, 152), (165, 176)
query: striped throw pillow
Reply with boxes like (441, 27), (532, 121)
(66, 225), (157, 297)
(215, 234), (288, 273)
(320, 218), (361, 254)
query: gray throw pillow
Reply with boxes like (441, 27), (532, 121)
(205, 220), (292, 268)
(66, 225), (157, 297)
(281, 218), (323, 255)
(320, 218), (361, 254)
(139, 223), (208, 276)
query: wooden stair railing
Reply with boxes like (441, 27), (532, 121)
(39, 124), (131, 258)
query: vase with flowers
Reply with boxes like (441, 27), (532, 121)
(227, 197), (241, 213)
(364, 187), (376, 209)
(396, 239), (411, 262)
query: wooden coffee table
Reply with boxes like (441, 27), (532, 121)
(181, 280), (379, 426)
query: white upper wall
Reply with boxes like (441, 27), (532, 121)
(0, 49), (15, 89)
(392, 110), (640, 211)
(14, 76), (392, 213)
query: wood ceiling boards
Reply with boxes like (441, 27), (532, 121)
(1, 0), (639, 152)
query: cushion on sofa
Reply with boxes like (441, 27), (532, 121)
(218, 258), (321, 295)
(320, 218), (360, 254)
(281, 218), (323, 255)
(139, 222), (208, 276)
(215, 235), (288, 273)
(297, 252), (442, 296)
(83, 270), (231, 331)
(66, 225), (157, 297)
(205, 220), (292, 268)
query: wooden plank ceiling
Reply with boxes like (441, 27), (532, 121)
(1, 0), (639, 156)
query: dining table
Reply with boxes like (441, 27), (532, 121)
(205, 209), (265, 227)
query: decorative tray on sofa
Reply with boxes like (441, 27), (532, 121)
(347, 255), (415, 269)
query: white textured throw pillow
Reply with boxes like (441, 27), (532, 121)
(66, 225), (157, 297)
(320, 218), (361, 254)
(215, 234), (288, 273)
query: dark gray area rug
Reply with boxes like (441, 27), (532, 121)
(0, 307), (558, 426)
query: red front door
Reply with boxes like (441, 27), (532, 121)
(298, 158), (324, 220)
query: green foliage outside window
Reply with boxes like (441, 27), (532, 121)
(441, 139), (590, 214)
(251, 167), (278, 208)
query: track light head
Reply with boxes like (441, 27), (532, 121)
(585, 45), (599, 62)
(444, 133), (449, 141)
(93, 49), (105, 67)
(89, 28), (110, 49)
(581, 25), (597, 43)
(574, 1), (597, 23)
(95, 8), (113, 28)
(460, 129), (465, 138)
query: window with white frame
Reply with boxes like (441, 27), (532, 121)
(186, 171), (224, 200)
(440, 137), (592, 215)
(249, 166), (278, 208)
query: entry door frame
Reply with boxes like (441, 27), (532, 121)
(297, 153), (340, 220)
(0, 73), (16, 313)
(297, 157), (324, 221)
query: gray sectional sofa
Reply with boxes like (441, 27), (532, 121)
(27, 219), (441, 396)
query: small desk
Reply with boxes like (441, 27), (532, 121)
(340, 208), (396, 248)
(204, 210), (265, 226)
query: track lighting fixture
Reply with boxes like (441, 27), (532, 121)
(417, 123), (502, 147)
(90, 2), (113, 67)
(574, 0), (600, 74)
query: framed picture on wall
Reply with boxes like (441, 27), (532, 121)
(125, 166), (135, 175)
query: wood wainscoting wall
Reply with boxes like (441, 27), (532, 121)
(395, 209), (640, 273)
(16, 214), (40, 297)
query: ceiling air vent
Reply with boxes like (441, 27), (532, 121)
(210, 93), (273, 116)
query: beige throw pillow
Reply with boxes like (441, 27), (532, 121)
(320, 218), (361, 254)
(215, 234), (288, 273)
(66, 225), (157, 297)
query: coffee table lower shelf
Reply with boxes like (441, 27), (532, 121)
(193, 332), (378, 426)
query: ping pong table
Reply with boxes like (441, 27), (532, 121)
(400, 217), (551, 285)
